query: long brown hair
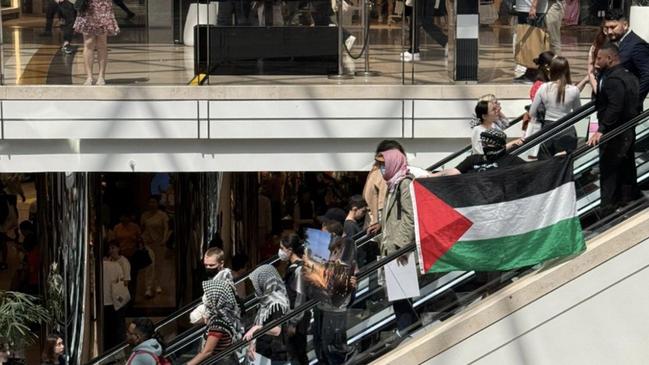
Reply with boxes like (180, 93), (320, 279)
(41, 335), (62, 364)
(549, 56), (572, 104)
(592, 22), (609, 65)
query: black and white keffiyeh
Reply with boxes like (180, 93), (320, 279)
(202, 279), (243, 339)
(249, 264), (290, 326)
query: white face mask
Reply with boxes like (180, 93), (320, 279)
(278, 248), (290, 262)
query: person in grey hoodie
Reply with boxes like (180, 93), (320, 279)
(125, 318), (164, 365)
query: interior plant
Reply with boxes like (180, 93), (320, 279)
(0, 291), (51, 364)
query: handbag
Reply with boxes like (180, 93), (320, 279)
(514, 22), (550, 69)
(74, 0), (88, 12)
(131, 246), (152, 270)
(111, 281), (131, 310)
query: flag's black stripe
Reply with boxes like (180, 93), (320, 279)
(416, 157), (573, 208)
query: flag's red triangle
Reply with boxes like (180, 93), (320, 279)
(413, 180), (473, 272)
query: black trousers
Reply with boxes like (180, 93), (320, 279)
(599, 131), (639, 210)
(217, 0), (252, 25)
(103, 305), (126, 351)
(286, 331), (309, 365)
(405, 0), (448, 53)
(45, 0), (76, 42)
(392, 298), (417, 333)
(312, 308), (348, 365)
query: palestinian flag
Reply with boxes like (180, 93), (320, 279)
(412, 157), (586, 274)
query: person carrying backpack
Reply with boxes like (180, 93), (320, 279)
(125, 318), (166, 365)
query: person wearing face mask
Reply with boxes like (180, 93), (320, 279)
(190, 247), (236, 325)
(433, 129), (526, 176)
(376, 148), (419, 341)
(125, 318), (164, 365)
(278, 233), (310, 365)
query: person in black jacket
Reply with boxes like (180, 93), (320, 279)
(587, 41), (642, 214)
(604, 9), (649, 104)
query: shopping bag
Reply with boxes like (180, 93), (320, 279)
(111, 281), (131, 310)
(514, 23), (550, 69)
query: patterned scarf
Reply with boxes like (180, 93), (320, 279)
(249, 265), (290, 326)
(202, 279), (243, 339)
(381, 149), (409, 192)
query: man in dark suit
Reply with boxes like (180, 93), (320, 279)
(604, 9), (649, 104)
(588, 41), (642, 215)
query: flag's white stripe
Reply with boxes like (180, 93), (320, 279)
(456, 182), (577, 241)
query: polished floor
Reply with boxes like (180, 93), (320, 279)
(0, 7), (599, 86)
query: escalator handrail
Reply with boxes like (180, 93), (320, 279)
(426, 112), (526, 172)
(205, 242), (417, 364)
(509, 101), (596, 156)
(86, 229), (376, 364)
(207, 102), (649, 365)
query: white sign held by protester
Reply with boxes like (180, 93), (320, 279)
(384, 252), (420, 302)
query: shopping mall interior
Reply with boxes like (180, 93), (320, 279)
(2, 0), (649, 364)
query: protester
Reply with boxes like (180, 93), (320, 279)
(279, 233), (310, 365)
(363, 140), (429, 229)
(41, 334), (65, 365)
(587, 42), (642, 215)
(73, 0), (120, 85)
(375, 147), (419, 338)
(190, 247), (235, 324)
(603, 9), (649, 103)
(310, 218), (357, 365)
(243, 265), (290, 364)
(434, 129), (526, 176)
(529, 56), (581, 158)
(187, 280), (242, 365)
(125, 318), (164, 365)
(343, 195), (367, 239)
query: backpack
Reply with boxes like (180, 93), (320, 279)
(126, 350), (172, 365)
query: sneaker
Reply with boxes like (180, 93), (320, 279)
(83, 77), (94, 85)
(344, 35), (356, 51)
(512, 74), (532, 84)
(96, 77), (106, 85)
(62, 44), (73, 54)
(400, 51), (421, 62)
(145, 288), (153, 298)
(126, 11), (136, 19)
(156, 286), (163, 294)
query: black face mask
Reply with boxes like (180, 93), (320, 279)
(205, 267), (220, 278)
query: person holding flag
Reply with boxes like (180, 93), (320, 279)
(375, 147), (419, 339)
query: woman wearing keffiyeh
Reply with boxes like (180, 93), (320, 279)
(243, 264), (291, 363)
(187, 279), (242, 365)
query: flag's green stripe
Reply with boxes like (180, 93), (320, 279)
(427, 218), (586, 273)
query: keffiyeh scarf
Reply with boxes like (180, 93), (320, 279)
(202, 279), (243, 339)
(249, 264), (291, 326)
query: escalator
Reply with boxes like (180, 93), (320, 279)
(89, 102), (649, 365)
